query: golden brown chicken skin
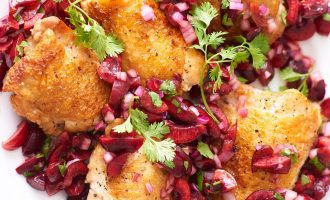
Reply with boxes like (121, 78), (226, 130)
(87, 119), (167, 200)
(3, 17), (110, 135)
(81, 0), (204, 91)
(216, 85), (321, 200)
(198, 0), (286, 43)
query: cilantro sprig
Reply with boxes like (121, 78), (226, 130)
(190, 2), (269, 123)
(113, 109), (176, 163)
(66, 0), (124, 60)
(279, 67), (309, 96)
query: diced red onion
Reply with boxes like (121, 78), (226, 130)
(122, 110), (129, 119)
(213, 154), (222, 168)
(190, 165), (197, 175)
(160, 188), (167, 198)
(132, 172), (140, 182)
(146, 182), (154, 193)
(95, 121), (106, 131)
(134, 86), (145, 97)
(322, 168), (330, 176)
(104, 111), (115, 123)
(284, 189), (297, 200)
(322, 122), (330, 136)
(189, 106), (200, 116)
(175, 2), (190, 12)
(141, 5), (156, 21)
(309, 148), (318, 159)
(274, 144), (298, 155)
(159, 3), (167, 10)
(122, 92), (134, 110)
(209, 93), (221, 102)
(127, 69), (138, 78)
(166, 174), (175, 189)
(219, 151), (235, 163)
(222, 192), (236, 200)
(203, 171), (214, 180)
(259, 4), (270, 16)
(178, 20), (197, 44)
(103, 152), (115, 164)
(80, 137), (91, 150)
(229, 75), (241, 91)
(172, 11), (184, 22)
(267, 18), (278, 32)
(116, 72), (127, 81)
(229, 2), (244, 11)
(238, 108), (248, 118)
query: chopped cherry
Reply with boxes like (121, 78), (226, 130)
(107, 153), (129, 177)
(27, 172), (47, 191)
(252, 155), (291, 174)
(16, 156), (45, 174)
(165, 120), (206, 144)
(2, 121), (29, 151)
(63, 161), (88, 187)
(173, 178), (191, 200)
(99, 136), (144, 154)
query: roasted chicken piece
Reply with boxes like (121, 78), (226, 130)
(216, 84), (321, 200)
(3, 17), (110, 135)
(81, 0), (204, 91)
(87, 119), (167, 200)
(198, 0), (286, 43)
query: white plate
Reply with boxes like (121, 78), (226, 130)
(0, 1), (329, 200)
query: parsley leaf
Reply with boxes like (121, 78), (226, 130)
(301, 174), (311, 186)
(197, 142), (214, 159)
(66, 1), (124, 60)
(160, 80), (177, 96)
(149, 92), (162, 107)
(274, 192), (285, 200)
(112, 116), (133, 133)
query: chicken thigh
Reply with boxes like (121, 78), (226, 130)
(217, 85), (321, 200)
(81, 0), (204, 91)
(3, 17), (110, 135)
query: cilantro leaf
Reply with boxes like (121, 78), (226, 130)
(147, 121), (170, 139)
(112, 116), (133, 133)
(58, 163), (67, 177)
(279, 67), (308, 82)
(310, 156), (325, 171)
(280, 9), (288, 26)
(196, 171), (204, 191)
(191, 2), (218, 27)
(221, 0), (230, 9)
(323, 13), (330, 22)
(197, 142), (214, 159)
(143, 138), (176, 163)
(164, 161), (175, 169)
(250, 34), (270, 54)
(160, 80), (177, 96)
(301, 174), (311, 186)
(67, 3), (124, 60)
(16, 41), (28, 57)
(149, 92), (162, 107)
(248, 46), (266, 68)
(274, 192), (285, 200)
(127, 109), (176, 163)
(207, 31), (227, 49)
(222, 13), (233, 26)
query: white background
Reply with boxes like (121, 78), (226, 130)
(0, 0), (329, 199)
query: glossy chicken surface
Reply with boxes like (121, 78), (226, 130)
(87, 119), (167, 200)
(81, 0), (204, 91)
(217, 85), (321, 200)
(3, 17), (110, 135)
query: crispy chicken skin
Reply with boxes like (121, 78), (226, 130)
(3, 17), (110, 135)
(216, 85), (321, 200)
(198, 0), (285, 43)
(81, 0), (204, 91)
(87, 119), (167, 200)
